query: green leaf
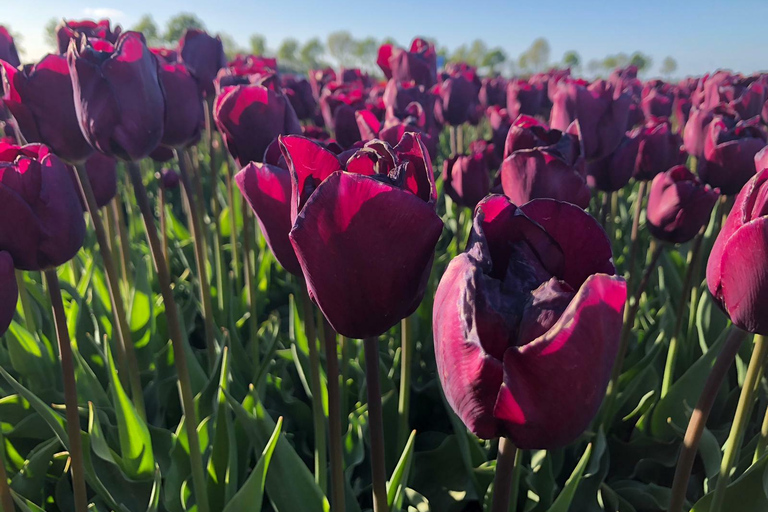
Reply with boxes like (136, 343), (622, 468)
(691, 454), (768, 511)
(4, 321), (55, 384)
(547, 443), (593, 512)
(146, 466), (162, 512)
(388, 429), (417, 511)
(222, 417), (282, 512)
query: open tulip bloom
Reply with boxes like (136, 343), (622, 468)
(434, 195), (626, 448)
(280, 132), (443, 339)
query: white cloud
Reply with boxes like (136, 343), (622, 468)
(82, 8), (126, 20)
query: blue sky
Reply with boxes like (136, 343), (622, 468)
(4, 0), (767, 77)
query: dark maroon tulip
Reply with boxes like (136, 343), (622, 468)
(178, 29), (226, 97)
(382, 38), (438, 89)
(647, 165), (719, 244)
(469, 139), (501, 172)
(69, 152), (117, 209)
(309, 67), (337, 100)
(503, 115), (561, 159)
(0, 26), (20, 68)
(149, 145), (175, 163)
(550, 79), (632, 161)
(443, 148), (490, 209)
(434, 194), (626, 446)
(382, 79), (436, 131)
(673, 89), (693, 131)
(488, 106), (511, 159)
(586, 132), (640, 192)
(480, 77), (507, 108)
(608, 65), (641, 98)
(683, 106), (721, 158)
(56, 19), (121, 54)
(214, 78), (302, 167)
(1, 54), (94, 164)
(0, 143), (86, 270)
(280, 133), (442, 339)
(506, 79), (545, 119)
(67, 32), (165, 161)
(707, 168), (768, 334)
(641, 87), (674, 120)
(158, 63), (204, 149)
(159, 167), (180, 190)
(356, 108), (436, 160)
(0, 251), (17, 337)
(435, 73), (479, 126)
(151, 47), (178, 64)
(633, 118), (686, 181)
(319, 83), (366, 149)
(756, 145), (768, 173)
(699, 114), (767, 195)
(282, 76), (316, 121)
(236, 162), (301, 276)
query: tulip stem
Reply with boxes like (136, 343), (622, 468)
(224, 160), (241, 293)
(298, 286), (328, 494)
(449, 126), (457, 157)
(44, 269), (88, 512)
(661, 231), (705, 398)
(14, 270), (36, 334)
(112, 195), (132, 287)
(241, 198), (259, 366)
(322, 317), (346, 512)
(0, 430), (15, 512)
(754, 400), (768, 462)
(710, 334), (768, 512)
(491, 437), (519, 512)
(599, 191), (610, 229)
(398, 315), (414, 451)
(177, 150), (218, 368)
(74, 164), (145, 420)
(364, 336), (389, 512)
(126, 161), (210, 512)
(158, 186), (169, 269)
(456, 125), (464, 155)
(625, 180), (648, 294)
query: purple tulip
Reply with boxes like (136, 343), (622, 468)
(435, 72), (480, 126)
(587, 132), (641, 192)
(178, 28), (226, 97)
(488, 106), (511, 160)
(159, 167), (180, 190)
(0, 251), (17, 337)
(434, 195), (626, 446)
(69, 152), (117, 209)
(382, 79), (436, 131)
(151, 47), (178, 64)
(158, 63), (205, 149)
(67, 32), (165, 161)
(641, 83), (674, 120)
(1, 54), (94, 163)
(647, 165), (719, 244)
(479, 77), (507, 108)
(707, 168), (768, 334)
(379, 38), (438, 89)
(633, 118), (686, 181)
(280, 133), (442, 339)
(282, 76), (317, 121)
(309, 67), (337, 100)
(506, 79), (545, 119)
(0, 143), (86, 270)
(56, 19), (121, 55)
(0, 26), (20, 67)
(443, 147), (490, 209)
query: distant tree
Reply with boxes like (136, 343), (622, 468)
(133, 15), (161, 46)
(353, 36), (378, 69)
(482, 48), (507, 74)
(381, 37), (398, 48)
(218, 32), (244, 61)
(629, 51), (652, 73)
(661, 56), (678, 77)
(562, 50), (581, 71)
(450, 44), (469, 64)
(300, 38), (325, 69)
(519, 37), (550, 73)
(327, 30), (356, 68)
(277, 38), (300, 68)
(164, 12), (205, 43)
(586, 59), (604, 76)
(467, 39), (488, 67)
(602, 52), (629, 70)
(250, 34), (267, 56)
(44, 18), (59, 51)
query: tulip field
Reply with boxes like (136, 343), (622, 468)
(1, 17), (768, 512)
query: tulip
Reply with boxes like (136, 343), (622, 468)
(633, 118), (686, 181)
(56, 19), (121, 54)
(641, 85), (674, 120)
(2, 54), (94, 164)
(282, 76), (317, 120)
(158, 63), (205, 149)
(0, 251), (17, 337)
(488, 107), (511, 160)
(647, 165), (719, 244)
(67, 32), (165, 161)
(214, 76), (302, 167)
(683, 106), (721, 158)
(586, 132), (640, 192)
(70, 152), (117, 209)
(383, 38), (438, 89)
(506, 79), (545, 119)
(433, 195), (626, 447)
(178, 28), (226, 97)
(160, 167), (180, 190)
(443, 147), (490, 209)
(319, 83), (366, 149)
(707, 168), (768, 334)
(550, 79), (632, 161)
(0, 143), (86, 270)
(382, 79), (436, 131)
(280, 133), (443, 339)
(151, 47), (178, 64)
(501, 116), (590, 208)
(699, 114), (767, 195)
(479, 77), (507, 108)
(0, 26), (20, 67)
(309, 67), (337, 100)
(235, 162), (301, 276)
(435, 73), (480, 126)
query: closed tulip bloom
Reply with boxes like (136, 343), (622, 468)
(647, 166), (719, 244)
(443, 148), (490, 209)
(480, 77), (507, 108)
(178, 28), (226, 97)
(151, 47), (178, 64)
(633, 118), (686, 181)
(280, 133), (443, 339)
(707, 168), (768, 334)
(587, 132), (641, 192)
(282, 76), (317, 120)
(214, 78), (302, 166)
(434, 195), (626, 446)
(488, 107), (511, 160)
(0, 27), (20, 67)
(699, 114), (767, 195)
(384, 38), (438, 89)
(1, 54), (94, 164)
(683, 106), (720, 158)
(158, 63), (205, 148)
(550, 79), (631, 161)
(435, 73), (480, 126)
(506, 79), (545, 119)
(236, 162), (301, 276)
(0, 143), (86, 270)
(641, 87), (674, 120)
(382, 79), (436, 131)
(69, 152), (117, 209)
(67, 32), (165, 161)
(56, 19), (120, 54)
(0, 251), (17, 337)
(159, 167), (180, 190)
(319, 84), (366, 149)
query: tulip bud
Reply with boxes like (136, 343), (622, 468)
(641, 86), (674, 120)
(435, 73), (480, 126)
(707, 168), (768, 334)
(178, 28), (226, 98)
(158, 63), (205, 149)
(159, 167), (180, 191)
(633, 118), (686, 181)
(434, 195), (626, 447)
(0, 26), (20, 67)
(0, 251), (17, 337)
(506, 79), (545, 119)
(56, 19), (121, 54)
(0, 143), (86, 270)
(479, 77), (507, 108)
(443, 148), (490, 210)
(586, 132), (640, 192)
(282, 76), (317, 121)
(383, 38), (438, 89)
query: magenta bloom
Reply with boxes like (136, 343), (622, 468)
(633, 118), (686, 181)
(56, 19), (121, 54)
(319, 83), (366, 149)
(282, 76), (317, 121)
(641, 83), (674, 120)
(647, 166), (719, 244)
(506, 79), (545, 120)
(0, 144), (86, 270)
(280, 133), (442, 339)
(0, 26), (20, 67)
(707, 168), (768, 334)
(443, 148), (490, 209)
(435, 73), (480, 126)
(479, 77), (507, 108)
(178, 28), (226, 97)
(158, 63), (204, 149)
(434, 195), (626, 447)
(586, 132), (641, 192)
(378, 38), (437, 89)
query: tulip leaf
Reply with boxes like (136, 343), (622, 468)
(691, 454), (768, 511)
(387, 429), (417, 511)
(4, 321), (55, 385)
(10, 437), (60, 503)
(546, 443), (593, 512)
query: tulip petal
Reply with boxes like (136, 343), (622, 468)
(394, 132), (437, 204)
(501, 150), (591, 209)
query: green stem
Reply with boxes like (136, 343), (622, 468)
(112, 195), (132, 288)
(710, 334), (768, 512)
(456, 124), (464, 155)
(224, 160), (241, 293)
(754, 402), (768, 462)
(126, 161), (210, 512)
(0, 430), (16, 512)
(491, 437), (519, 512)
(241, 198), (259, 367)
(398, 315), (413, 451)
(340, 336), (350, 418)
(668, 327), (747, 512)
(322, 318), (346, 512)
(363, 337), (388, 512)
(14, 270), (36, 334)
(159, 186), (169, 270)
(299, 286), (327, 494)
(625, 180), (648, 294)
(449, 126), (457, 157)
(44, 269), (88, 512)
